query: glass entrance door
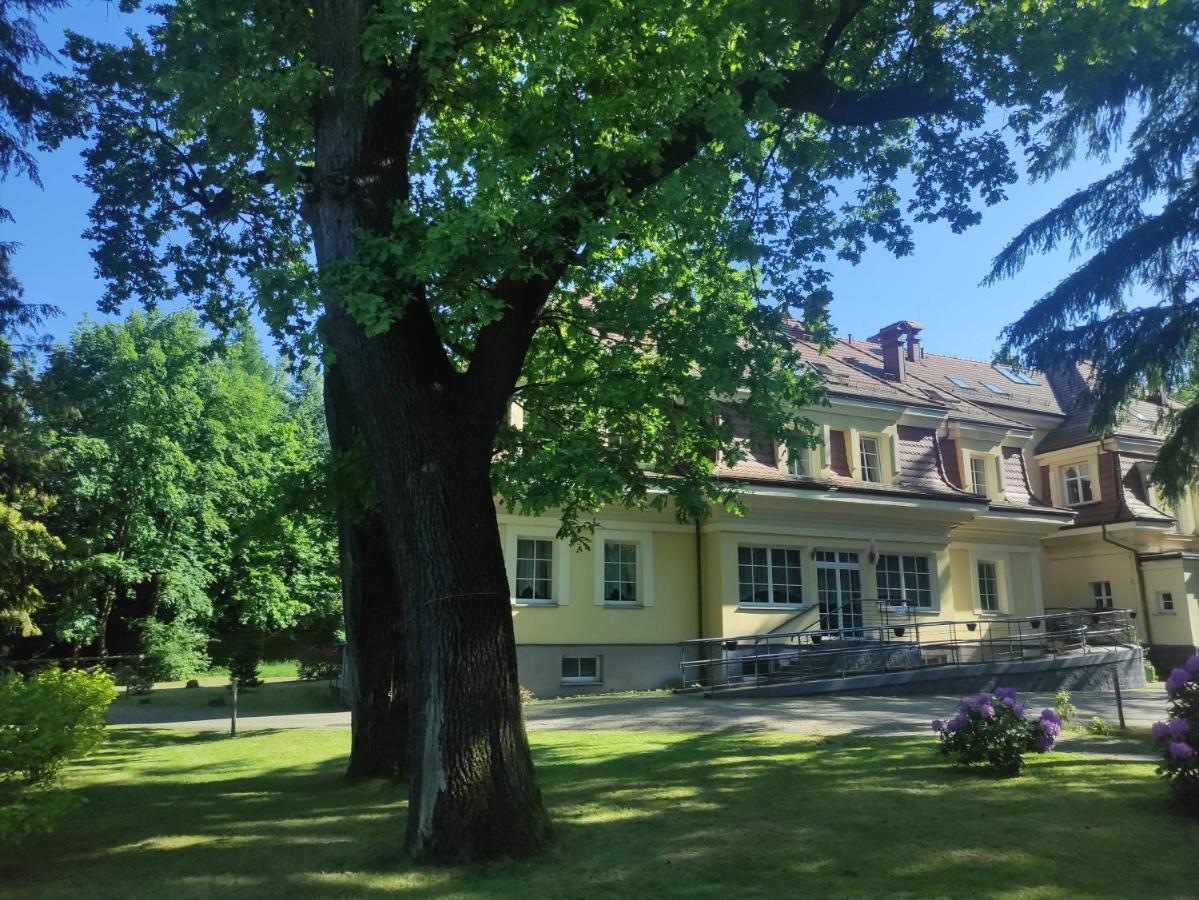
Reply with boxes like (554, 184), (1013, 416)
(815, 551), (863, 636)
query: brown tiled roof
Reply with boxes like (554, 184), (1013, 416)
(1117, 455), (1173, 523)
(995, 446), (1065, 516)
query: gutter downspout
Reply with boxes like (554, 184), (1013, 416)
(1101, 523), (1153, 646)
(1097, 441), (1154, 645)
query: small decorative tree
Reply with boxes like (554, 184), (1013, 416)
(931, 687), (1059, 776)
(1150, 655), (1199, 814)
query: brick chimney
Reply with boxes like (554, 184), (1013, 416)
(867, 320), (923, 381)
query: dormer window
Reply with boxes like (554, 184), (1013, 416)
(787, 449), (809, 477)
(1062, 463), (1095, 506)
(859, 436), (883, 483)
(969, 456), (989, 498)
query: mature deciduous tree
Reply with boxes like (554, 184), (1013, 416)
(993, 4), (1199, 498)
(0, 255), (59, 638)
(46, 0), (1185, 861)
(32, 311), (338, 670)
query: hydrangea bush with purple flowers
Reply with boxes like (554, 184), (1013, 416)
(931, 687), (1058, 776)
(1150, 654), (1199, 814)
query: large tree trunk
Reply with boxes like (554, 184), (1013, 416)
(311, 0), (550, 861)
(325, 366), (408, 779)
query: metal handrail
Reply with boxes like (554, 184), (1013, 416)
(679, 607), (1136, 691)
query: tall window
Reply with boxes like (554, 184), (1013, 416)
(1062, 463), (1095, 506)
(787, 449), (809, 477)
(876, 554), (933, 608)
(977, 561), (1000, 612)
(969, 456), (989, 497)
(561, 656), (601, 683)
(1159, 591), (1175, 613)
(603, 542), (638, 604)
(515, 538), (553, 602)
(738, 546), (804, 605)
(859, 436), (883, 483)
(1091, 581), (1113, 609)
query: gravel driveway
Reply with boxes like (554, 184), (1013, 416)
(108, 687), (1168, 736)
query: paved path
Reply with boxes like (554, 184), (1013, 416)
(108, 687), (1168, 736)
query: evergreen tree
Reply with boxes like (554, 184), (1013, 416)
(992, 9), (1199, 498)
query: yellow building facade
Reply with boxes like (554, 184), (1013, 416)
(505, 320), (1199, 696)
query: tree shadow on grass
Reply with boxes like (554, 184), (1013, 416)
(3, 729), (1197, 899)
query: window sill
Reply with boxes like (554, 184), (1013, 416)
(973, 610), (1007, 617)
(1066, 500), (1101, 508)
(512, 600), (558, 608)
(738, 603), (807, 611)
(603, 602), (645, 609)
(560, 680), (603, 686)
(1157, 610), (1177, 616)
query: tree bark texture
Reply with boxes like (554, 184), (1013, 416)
(325, 365), (408, 779)
(311, 0), (550, 861)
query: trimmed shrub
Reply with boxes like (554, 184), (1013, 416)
(228, 640), (263, 687)
(931, 687), (1059, 776)
(138, 619), (210, 682)
(296, 644), (342, 681)
(1150, 654), (1199, 814)
(0, 668), (117, 844)
(0, 668), (116, 784)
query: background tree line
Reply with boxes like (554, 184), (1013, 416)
(0, 306), (341, 679)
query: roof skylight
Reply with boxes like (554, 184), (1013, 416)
(994, 364), (1041, 386)
(947, 376), (972, 389)
(982, 382), (1009, 395)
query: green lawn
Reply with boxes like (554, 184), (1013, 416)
(110, 678), (342, 716)
(202, 659), (301, 679)
(3, 729), (1196, 899)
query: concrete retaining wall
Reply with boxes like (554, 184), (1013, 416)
(516, 643), (680, 699)
(721, 646), (1145, 698)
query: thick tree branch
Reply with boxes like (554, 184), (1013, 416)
(463, 58), (953, 421)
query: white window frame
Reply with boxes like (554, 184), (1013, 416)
(967, 552), (1009, 615)
(858, 434), (884, 484)
(1061, 462), (1097, 507)
(505, 525), (569, 606)
(976, 560), (1001, 613)
(561, 655), (602, 684)
(875, 553), (935, 609)
(968, 454), (990, 498)
(737, 544), (805, 609)
(514, 537), (554, 604)
(594, 530), (654, 608)
(783, 444), (810, 477)
(1158, 591), (1176, 614)
(1091, 581), (1113, 609)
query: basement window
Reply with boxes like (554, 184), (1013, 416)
(561, 656), (602, 684)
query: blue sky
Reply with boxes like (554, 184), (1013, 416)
(4, 2), (1116, 362)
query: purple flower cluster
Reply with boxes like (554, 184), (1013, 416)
(930, 686), (1057, 773)
(1165, 655), (1199, 696)
(1035, 709), (1061, 751)
(1170, 742), (1195, 761)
